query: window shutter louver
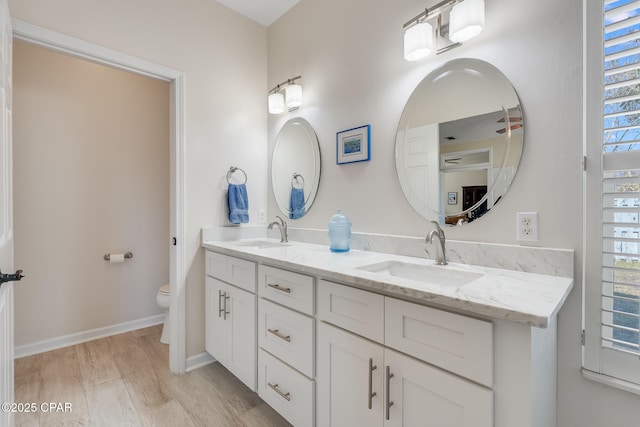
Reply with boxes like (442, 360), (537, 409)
(598, 0), (640, 382)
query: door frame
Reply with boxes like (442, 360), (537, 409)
(11, 20), (187, 373)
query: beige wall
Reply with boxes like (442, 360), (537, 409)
(13, 40), (170, 346)
(267, 0), (640, 426)
(8, 0), (268, 358)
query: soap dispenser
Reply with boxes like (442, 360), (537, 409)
(328, 210), (352, 252)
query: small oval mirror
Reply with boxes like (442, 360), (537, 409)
(395, 58), (523, 225)
(272, 117), (321, 219)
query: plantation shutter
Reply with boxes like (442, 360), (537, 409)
(594, 0), (640, 385)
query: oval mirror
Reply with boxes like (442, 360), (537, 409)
(272, 117), (321, 219)
(395, 58), (524, 225)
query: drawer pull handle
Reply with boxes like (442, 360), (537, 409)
(267, 283), (292, 293)
(368, 358), (377, 410)
(385, 365), (394, 420)
(267, 328), (292, 342)
(267, 382), (291, 401)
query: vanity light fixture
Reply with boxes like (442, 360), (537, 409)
(403, 0), (484, 61)
(268, 76), (302, 114)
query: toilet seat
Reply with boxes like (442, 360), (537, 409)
(159, 284), (170, 295)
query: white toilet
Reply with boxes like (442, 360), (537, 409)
(156, 284), (170, 344)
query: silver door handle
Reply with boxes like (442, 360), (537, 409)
(267, 283), (291, 293)
(385, 365), (394, 420)
(218, 290), (224, 318)
(223, 293), (230, 320)
(267, 382), (291, 401)
(368, 358), (377, 410)
(267, 328), (291, 342)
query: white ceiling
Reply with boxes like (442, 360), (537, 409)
(216, 0), (300, 26)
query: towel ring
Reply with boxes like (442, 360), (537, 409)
(291, 173), (305, 189)
(227, 166), (247, 185)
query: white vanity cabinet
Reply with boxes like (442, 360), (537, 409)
(205, 251), (257, 391)
(317, 279), (493, 427)
(256, 264), (316, 427)
(202, 243), (563, 427)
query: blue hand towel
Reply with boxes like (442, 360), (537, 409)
(289, 187), (305, 219)
(228, 183), (249, 224)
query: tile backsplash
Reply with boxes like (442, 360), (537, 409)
(202, 226), (574, 279)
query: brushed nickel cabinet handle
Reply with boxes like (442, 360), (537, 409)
(385, 365), (394, 420)
(218, 290), (224, 318)
(223, 293), (230, 320)
(368, 358), (377, 410)
(267, 382), (291, 401)
(267, 283), (292, 293)
(267, 328), (292, 342)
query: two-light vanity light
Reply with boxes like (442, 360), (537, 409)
(268, 76), (302, 115)
(404, 0), (485, 61)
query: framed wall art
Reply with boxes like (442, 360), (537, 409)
(336, 124), (370, 164)
(448, 192), (458, 205)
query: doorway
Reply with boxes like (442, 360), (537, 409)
(12, 21), (186, 373)
(14, 38), (170, 348)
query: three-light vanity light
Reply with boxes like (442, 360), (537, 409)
(404, 0), (485, 61)
(268, 76), (302, 115)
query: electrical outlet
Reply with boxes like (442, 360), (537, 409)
(517, 212), (539, 241)
(259, 209), (266, 224)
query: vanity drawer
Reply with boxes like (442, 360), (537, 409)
(205, 251), (256, 292)
(385, 297), (494, 387)
(258, 349), (315, 427)
(317, 279), (384, 344)
(205, 251), (226, 279)
(259, 298), (315, 378)
(258, 265), (314, 315)
(227, 255), (257, 292)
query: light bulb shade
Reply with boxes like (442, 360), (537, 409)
(268, 92), (285, 114)
(285, 84), (303, 108)
(449, 0), (485, 43)
(404, 22), (433, 61)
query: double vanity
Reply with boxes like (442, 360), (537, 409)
(201, 230), (573, 427)
(203, 56), (572, 426)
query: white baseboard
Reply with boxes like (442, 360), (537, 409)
(14, 314), (166, 358)
(186, 352), (215, 372)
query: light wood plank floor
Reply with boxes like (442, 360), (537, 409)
(14, 325), (292, 427)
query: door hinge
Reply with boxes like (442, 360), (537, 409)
(582, 156), (587, 172)
(172, 237), (177, 246)
(581, 329), (585, 346)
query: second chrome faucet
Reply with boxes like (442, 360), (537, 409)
(426, 220), (447, 265)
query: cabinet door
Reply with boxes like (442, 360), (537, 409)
(317, 322), (384, 427)
(205, 276), (228, 364)
(384, 349), (493, 427)
(226, 285), (257, 391)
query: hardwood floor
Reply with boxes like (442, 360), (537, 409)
(14, 325), (292, 427)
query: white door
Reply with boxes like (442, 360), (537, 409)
(317, 322), (384, 427)
(205, 276), (228, 364)
(0, 1), (14, 426)
(396, 124), (442, 222)
(225, 285), (256, 391)
(384, 349), (493, 427)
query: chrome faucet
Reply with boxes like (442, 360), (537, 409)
(426, 220), (447, 265)
(268, 216), (288, 243)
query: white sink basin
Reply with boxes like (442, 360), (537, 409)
(233, 239), (290, 250)
(357, 260), (483, 287)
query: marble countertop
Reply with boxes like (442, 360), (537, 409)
(202, 238), (574, 328)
